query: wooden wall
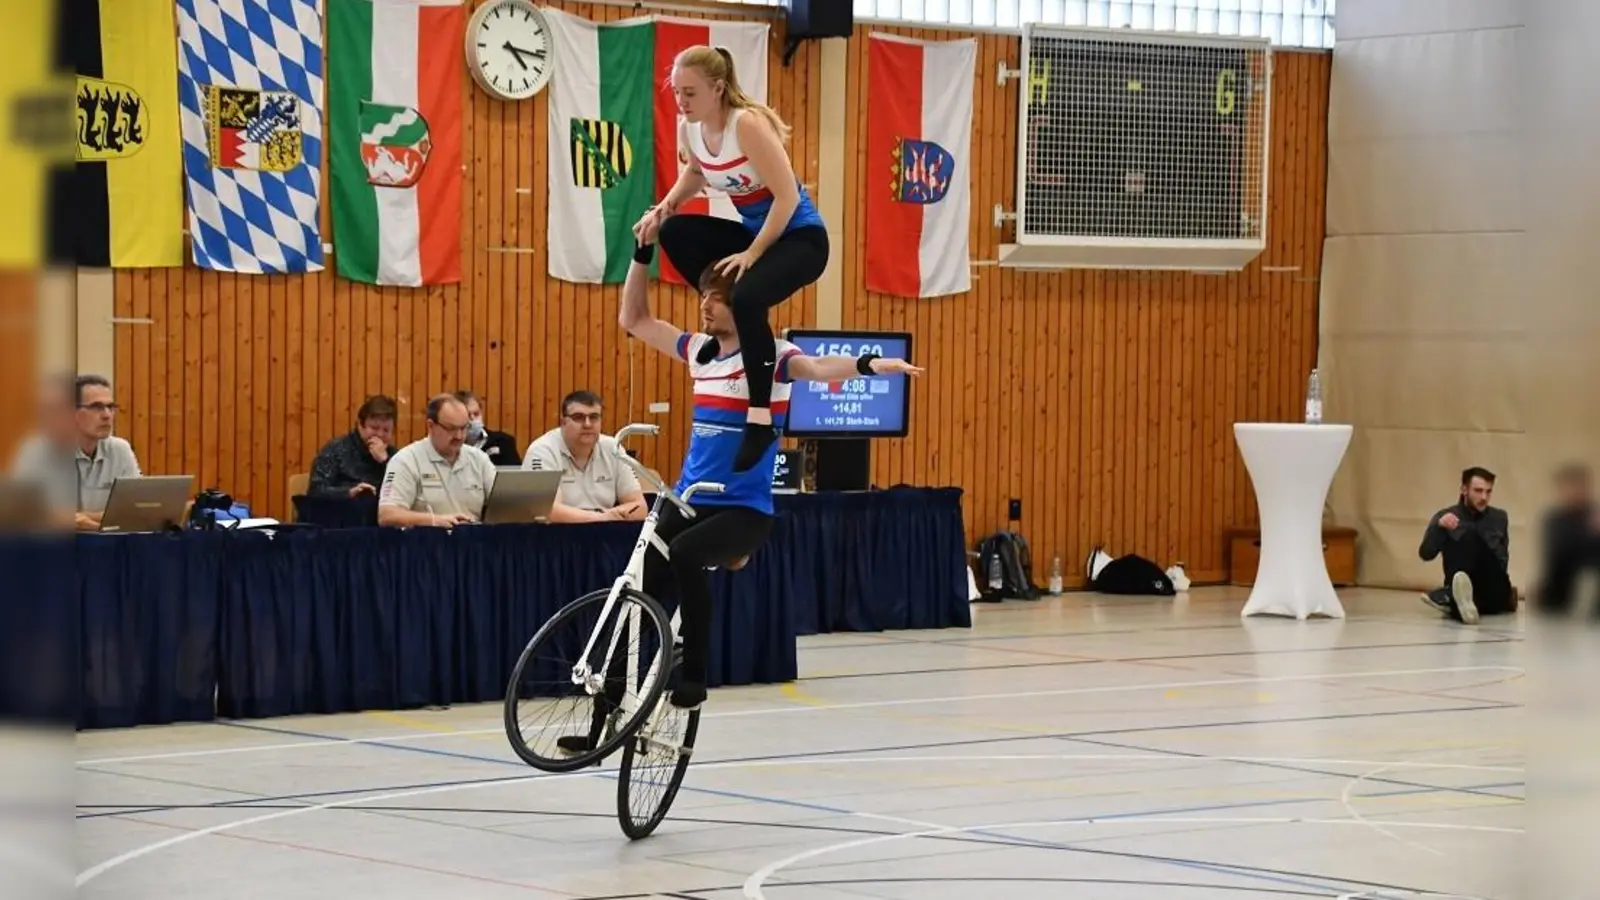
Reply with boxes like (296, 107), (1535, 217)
(111, 1), (1330, 587)
(0, 273), (40, 463)
(114, 0), (818, 528)
(843, 33), (1330, 584)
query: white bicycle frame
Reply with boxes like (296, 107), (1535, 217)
(570, 423), (723, 738)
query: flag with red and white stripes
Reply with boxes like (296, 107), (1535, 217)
(651, 18), (769, 285)
(865, 33), (975, 299)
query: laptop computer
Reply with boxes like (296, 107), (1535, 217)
(481, 469), (564, 524)
(97, 475), (195, 533)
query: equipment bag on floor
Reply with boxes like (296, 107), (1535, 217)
(975, 531), (1040, 601)
(1091, 553), (1177, 596)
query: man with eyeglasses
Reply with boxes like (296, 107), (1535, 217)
(377, 394), (497, 528)
(10, 374), (142, 530)
(521, 390), (646, 523)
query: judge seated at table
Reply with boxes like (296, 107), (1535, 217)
(455, 389), (521, 467)
(521, 390), (645, 523)
(1419, 466), (1516, 625)
(307, 394), (399, 499)
(10, 373), (142, 531)
(378, 394), (497, 528)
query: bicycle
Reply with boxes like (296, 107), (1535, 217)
(502, 423), (721, 839)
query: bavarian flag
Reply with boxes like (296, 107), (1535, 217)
(543, 9), (769, 284)
(75, 0), (185, 268)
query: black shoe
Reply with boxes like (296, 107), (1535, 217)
(732, 422), (778, 472)
(1421, 590), (1453, 616)
(556, 734), (593, 753)
(669, 680), (706, 710)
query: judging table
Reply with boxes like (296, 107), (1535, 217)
(60, 487), (971, 730)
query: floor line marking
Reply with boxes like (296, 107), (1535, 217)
(77, 663), (1524, 766)
(741, 815), (1524, 900)
(76, 751), (1524, 887)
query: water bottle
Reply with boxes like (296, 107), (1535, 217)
(987, 555), (1003, 592)
(1048, 555), (1063, 595)
(1304, 368), (1323, 424)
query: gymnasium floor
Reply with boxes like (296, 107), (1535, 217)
(77, 586), (1524, 900)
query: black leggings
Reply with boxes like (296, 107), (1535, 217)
(641, 502), (774, 683)
(658, 214), (829, 410)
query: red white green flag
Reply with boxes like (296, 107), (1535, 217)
(330, 0), (464, 287)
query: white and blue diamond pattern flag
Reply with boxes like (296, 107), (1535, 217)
(176, 0), (325, 273)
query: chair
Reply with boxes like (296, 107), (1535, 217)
(288, 473), (308, 522)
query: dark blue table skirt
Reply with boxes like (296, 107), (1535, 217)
(59, 487), (970, 729)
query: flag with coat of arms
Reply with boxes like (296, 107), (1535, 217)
(865, 33), (975, 299)
(543, 8), (770, 285)
(176, 0), (326, 274)
(329, 0), (464, 287)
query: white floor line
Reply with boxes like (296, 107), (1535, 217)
(76, 751), (1524, 888)
(77, 663), (1523, 766)
(741, 815), (1524, 899)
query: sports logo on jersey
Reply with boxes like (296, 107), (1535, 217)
(721, 172), (755, 194)
(204, 85), (303, 172)
(889, 137), (954, 205)
(360, 102), (431, 189)
(569, 117), (632, 189)
(77, 77), (147, 162)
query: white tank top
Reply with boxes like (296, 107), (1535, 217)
(685, 109), (771, 203)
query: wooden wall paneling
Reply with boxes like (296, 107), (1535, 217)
(0, 274), (38, 463)
(109, 2), (1327, 579)
(841, 34), (1330, 586)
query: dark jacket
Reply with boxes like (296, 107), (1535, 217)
(307, 430), (396, 498)
(1537, 502), (1597, 613)
(1419, 501), (1509, 573)
(470, 429), (520, 467)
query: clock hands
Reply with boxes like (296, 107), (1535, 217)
(502, 42), (546, 71)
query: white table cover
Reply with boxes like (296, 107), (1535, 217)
(1233, 423), (1354, 619)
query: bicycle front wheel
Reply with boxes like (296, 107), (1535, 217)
(503, 587), (674, 773)
(616, 699), (701, 839)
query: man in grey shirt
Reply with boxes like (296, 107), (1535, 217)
(10, 374), (141, 530)
(522, 390), (645, 523)
(378, 394), (498, 528)
(1419, 466), (1514, 624)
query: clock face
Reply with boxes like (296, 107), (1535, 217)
(467, 0), (552, 101)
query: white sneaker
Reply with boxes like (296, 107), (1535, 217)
(1451, 571), (1479, 625)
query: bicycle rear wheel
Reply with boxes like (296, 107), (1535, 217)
(616, 696), (701, 839)
(503, 587), (673, 772)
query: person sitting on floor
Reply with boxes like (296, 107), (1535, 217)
(1419, 466), (1516, 625)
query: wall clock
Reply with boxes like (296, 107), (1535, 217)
(466, 0), (553, 101)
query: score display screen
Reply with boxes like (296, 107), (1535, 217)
(782, 330), (912, 439)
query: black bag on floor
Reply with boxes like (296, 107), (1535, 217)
(1092, 553), (1176, 596)
(975, 531), (1040, 601)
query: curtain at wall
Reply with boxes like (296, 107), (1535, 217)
(1318, 0), (1533, 589)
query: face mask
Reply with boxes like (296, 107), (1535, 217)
(466, 419), (485, 442)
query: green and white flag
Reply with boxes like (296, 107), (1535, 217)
(543, 9), (770, 284)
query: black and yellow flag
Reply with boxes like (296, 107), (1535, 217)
(76, 0), (184, 268)
(0, 0), (71, 269)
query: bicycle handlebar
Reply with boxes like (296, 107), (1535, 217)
(612, 422), (723, 517)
